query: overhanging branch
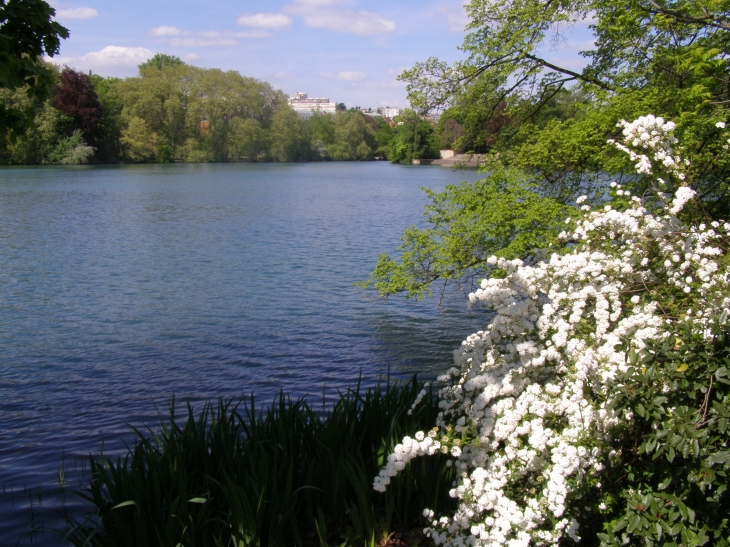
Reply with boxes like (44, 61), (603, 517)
(523, 53), (615, 91)
(644, 0), (730, 31)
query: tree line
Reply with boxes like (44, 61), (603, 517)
(0, 53), (449, 165)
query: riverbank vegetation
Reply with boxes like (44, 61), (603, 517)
(0, 54), (445, 165)
(64, 378), (455, 547)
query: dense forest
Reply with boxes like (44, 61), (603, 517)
(0, 54), (446, 165)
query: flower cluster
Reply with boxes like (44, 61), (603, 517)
(374, 116), (730, 546)
(608, 114), (686, 180)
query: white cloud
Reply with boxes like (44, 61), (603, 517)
(568, 39), (597, 52)
(359, 78), (406, 90)
(169, 37), (239, 47)
(284, 0), (396, 35)
(47, 45), (154, 76)
(149, 26), (182, 37)
(434, 2), (469, 32)
(151, 28), (272, 47)
(55, 6), (98, 19)
(320, 71), (366, 82)
(182, 53), (203, 62)
(237, 12), (293, 30)
(270, 71), (289, 79)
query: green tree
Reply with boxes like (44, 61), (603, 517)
(90, 75), (124, 162)
(269, 107), (310, 161)
(120, 116), (156, 162)
(0, 84), (62, 164)
(326, 111), (377, 161)
(387, 110), (438, 164)
(226, 117), (267, 161)
(305, 112), (336, 159)
(0, 0), (68, 141)
(358, 168), (574, 299)
(364, 0), (730, 299)
(138, 53), (184, 72)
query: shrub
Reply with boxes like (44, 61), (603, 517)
(374, 115), (730, 546)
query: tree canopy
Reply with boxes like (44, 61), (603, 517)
(362, 0), (730, 300)
(0, 0), (68, 141)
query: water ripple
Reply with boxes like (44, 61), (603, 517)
(0, 162), (487, 545)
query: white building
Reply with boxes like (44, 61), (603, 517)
(382, 107), (401, 119)
(288, 92), (337, 119)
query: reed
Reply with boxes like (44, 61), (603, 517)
(64, 377), (454, 547)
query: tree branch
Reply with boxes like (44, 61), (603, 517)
(643, 0), (730, 31)
(523, 53), (615, 91)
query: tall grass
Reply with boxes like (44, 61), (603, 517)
(64, 377), (455, 547)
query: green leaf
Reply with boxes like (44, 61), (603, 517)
(111, 500), (137, 509)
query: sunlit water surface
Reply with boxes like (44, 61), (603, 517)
(0, 162), (489, 545)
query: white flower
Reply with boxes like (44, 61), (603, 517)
(717, 122), (726, 129)
(373, 114), (730, 547)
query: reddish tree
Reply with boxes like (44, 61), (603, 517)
(54, 68), (102, 143)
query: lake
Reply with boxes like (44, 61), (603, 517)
(0, 162), (488, 545)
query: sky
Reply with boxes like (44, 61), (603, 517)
(46, 0), (595, 109)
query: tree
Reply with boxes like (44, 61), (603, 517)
(226, 117), (267, 160)
(387, 110), (438, 164)
(54, 68), (103, 149)
(363, 0), (730, 300)
(90, 75), (124, 162)
(357, 168), (573, 299)
(0, 0), (68, 140)
(326, 111), (376, 161)
(269, 107), (310, 161)
(304, 112), (335, 159)
(138, 53), (184, 72)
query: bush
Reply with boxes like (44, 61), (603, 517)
(374, 115), (730, 546)
(596, 315), (730, 546)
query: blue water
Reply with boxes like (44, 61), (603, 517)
(0, 162), (487, 545)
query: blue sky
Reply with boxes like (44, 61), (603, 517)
(47, 0), (594, 109)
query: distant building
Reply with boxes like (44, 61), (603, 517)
(288, 92), (337, 119)
(382, 107), (401, 119)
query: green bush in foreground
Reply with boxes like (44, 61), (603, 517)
(595, 315), (730, 546)
(64, 378), (455, 547)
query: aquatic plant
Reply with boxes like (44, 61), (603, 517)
(65, 377), (456, 547)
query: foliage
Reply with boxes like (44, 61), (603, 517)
(595, 315), (730, 547)
(227, 117), (267, 161)
(2, 52), (404, 164)
(373, 116), (730, 546)
(65, 378), (456, 547)
(358, 168), (575, 300)
(54, 68), (103, 147)
(269, 106), (311, 161)
(138, 53), (183, 72)
(327, 111), (377, 161)
(46, 128), (95, 164)
(0, 84), (62, 164)
(0, 0), (68, 141)
(388, 110), (439, 164)
(89, 75), (124, 162)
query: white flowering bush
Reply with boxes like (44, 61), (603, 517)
(373, 116), (730, 546)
